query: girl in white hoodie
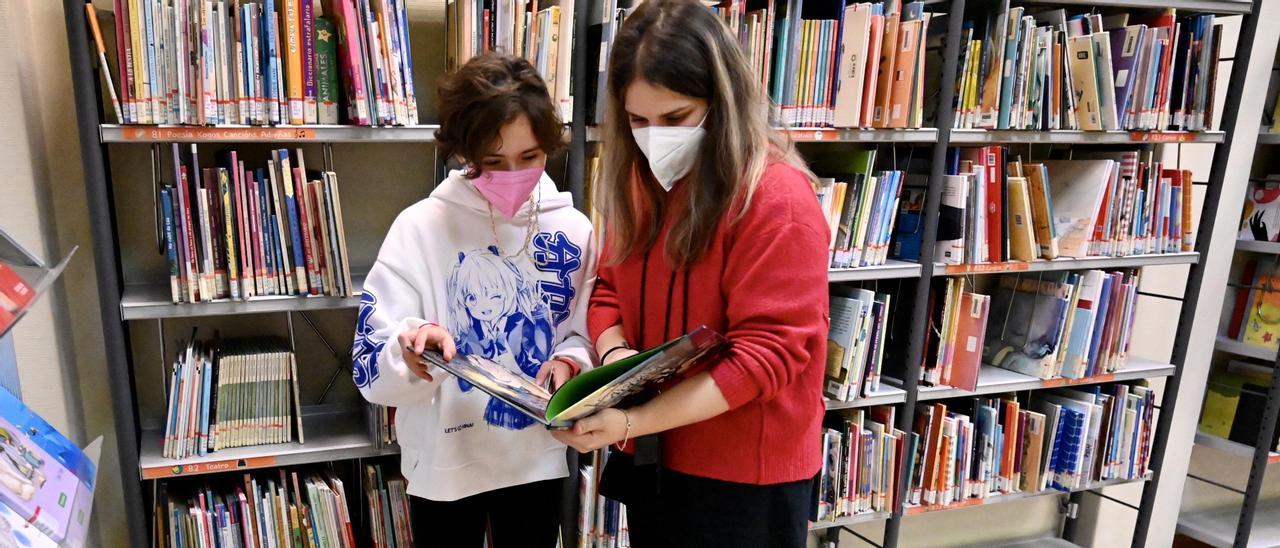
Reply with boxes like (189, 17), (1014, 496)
(353, 52), (596, 547)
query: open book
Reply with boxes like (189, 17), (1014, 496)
(421, 326), (729, 428)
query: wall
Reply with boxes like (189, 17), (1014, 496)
(0, 1), (123, 547)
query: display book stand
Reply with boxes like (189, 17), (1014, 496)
(58, 0), (1266, 547)
(1176, 33), (1280, 548)
(0, 226), (103, 547)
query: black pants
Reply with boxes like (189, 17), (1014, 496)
(409, 478), (563, 548)
(600, 453), (811, 548)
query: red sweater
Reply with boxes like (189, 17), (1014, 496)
(588, 161), (830, 485)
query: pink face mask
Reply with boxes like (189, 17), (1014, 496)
(472, 166), (543, 218)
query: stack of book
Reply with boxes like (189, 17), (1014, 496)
(825, 287), (892, 402)
(812, 150), (913, 268)
(447, 0), (576, 121)
(816, 406), (908, 522)
(1199, 361), (1280, 450)
(158, 468), (356, 547)
(921, 278), (991, 390)
(578, 462), (630, 548)
(952, 6), (1221, 132)
(366, 403), (397, 450)
(907, 384), (1155, 510)
(161, 145), (353, 305)
(985, 271), (1140, 381)
(1225, 258), (1280, 353)
(108, 0), (418, 126)
(162, 336), (304, 460)
(936, 149), (1192, 265)
(363, 463), (413, 548)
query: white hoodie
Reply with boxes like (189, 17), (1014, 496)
(354, 169), (596, 501)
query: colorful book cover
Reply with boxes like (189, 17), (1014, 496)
(0, 387), (97, 546)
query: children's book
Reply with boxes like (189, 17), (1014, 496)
(421, 326), (729, 427)
(0, 387), (100, 547)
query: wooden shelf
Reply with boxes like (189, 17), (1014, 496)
(809, 511), (891, 531)
(826, 385), (908, 410)
(935, 252), (1199, 276)
(1214, 336), (1277, 362)
(120, 274), (366, 320)
(1194, 431), (1280, 464)
(949, 129), (1225, 144)
(100, 124), (441, 143)
(913, 358), (1176, 401)
(904, 475), (1151, 516)
(137, 405), (397, 480)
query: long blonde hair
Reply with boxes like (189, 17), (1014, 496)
(596, 0), (815, 267)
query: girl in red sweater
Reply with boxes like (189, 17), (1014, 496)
(551, 1), (830, 545)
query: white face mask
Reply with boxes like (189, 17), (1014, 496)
(631, 113), (708, 191)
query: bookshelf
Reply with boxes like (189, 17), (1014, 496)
(1177, 12), (1280, 546)
(59, 0), (1272, 546)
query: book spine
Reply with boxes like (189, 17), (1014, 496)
(220, 168), (240, 301)
(315, 17), (340, 124)
(284, 0), (305, 124)
(161, 188), (181, 303)
(302, 0), (318, 124)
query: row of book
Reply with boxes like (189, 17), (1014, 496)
(447, 0), (576, 121)
(578, 461), (630, 548)
(157, 463), (412, 548)
(1200, 361), (1280, 451)
(161, 145), (354, 304)
(824, 287), (892, 402)
(937, 148), (1192, 266)
(739, 0), (931, 129)
(364, 462), (414, 548)
(922, 270), (1140, 389)
(816, 406), (906, 521)
(106, 0), (418, 126)
(906, 383), (1155, 510)
(953, 6), (1221, 132)
(365, 403), (398, 450)
(162, 336), (304, 460)
(159, 468), (357, 548)
(1225, 258), (1280, 352)
(813, 150), (914, 268)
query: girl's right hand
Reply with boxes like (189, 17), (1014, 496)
(398, 323), (456, 382)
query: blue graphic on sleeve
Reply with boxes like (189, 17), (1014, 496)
(352, 291), (384, 389)
(532, 231), (583, 325)
(447, 244), (568, 430)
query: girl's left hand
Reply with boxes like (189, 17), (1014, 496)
(534, 359), (576, 390)
(551, 408), (630, 453)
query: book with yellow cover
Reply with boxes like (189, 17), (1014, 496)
(1007, 177), (1038, 262)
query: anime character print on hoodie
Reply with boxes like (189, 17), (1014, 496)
(354, 169), (596, 502)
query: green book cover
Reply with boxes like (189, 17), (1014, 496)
(315, 17), (339, 124)
(423, 326), (728, 427)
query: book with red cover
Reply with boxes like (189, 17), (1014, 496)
(946, 291), (990, 392)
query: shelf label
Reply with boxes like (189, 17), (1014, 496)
(944, 262), (1032, 274)
(142, 455), (278, 479)
(1129, 131), (1194, 143)
(122, 126), (317, 142)
(1041, 373), (1115, 388)
(789, 129), (836, 141)
(907, 497), (985, 515)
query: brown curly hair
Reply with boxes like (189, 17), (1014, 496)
(435, 52), (565, 177)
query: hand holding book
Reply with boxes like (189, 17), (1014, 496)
(400, 323), (457, 382)
(419, 326), (729, 428)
